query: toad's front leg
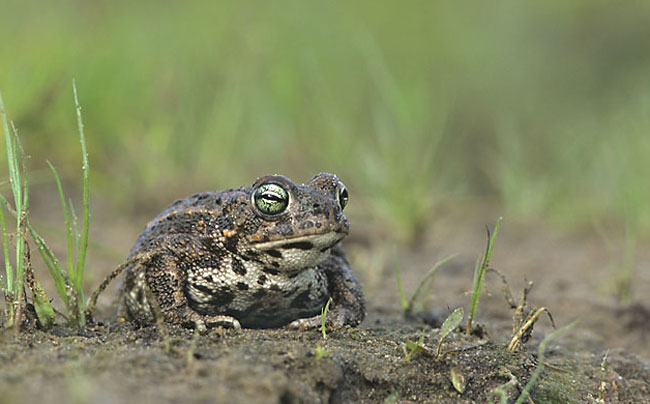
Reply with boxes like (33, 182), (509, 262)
(288, 244), (365, 330)
(127, 234), (242, 332)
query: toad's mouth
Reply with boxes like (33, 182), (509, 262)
(250, 232), (346, 253)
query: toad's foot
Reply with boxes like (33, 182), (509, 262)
(190, 313), (242, 334)
(287, 305), (360, 331)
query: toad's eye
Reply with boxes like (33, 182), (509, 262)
(337, 181), (349, 210)
(253, 183), (289, 216)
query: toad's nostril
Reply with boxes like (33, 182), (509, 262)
(313, 203), (320, 209)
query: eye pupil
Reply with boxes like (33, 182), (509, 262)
(338, 181), (349, 210)
(254, 183), (289, 215)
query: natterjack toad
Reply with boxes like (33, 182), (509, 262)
(120, 173), (365, 331)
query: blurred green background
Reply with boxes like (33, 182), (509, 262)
(2, 0), (650, 242)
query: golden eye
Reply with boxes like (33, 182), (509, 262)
(337, 181), (348, 210)
(253, 183), (289, 215)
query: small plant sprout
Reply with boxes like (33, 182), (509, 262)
(402, 329), (426, 362)
(321, 297), (332, 339)
(598, 349), (609, 403)
(313, 344), (328, 361)
(466, 217), (502, 336)
(436, 307), (464, 357)
(0, 93), (56, 328)
(0, 82), (92, 330)
(28, 80), (91, 329)
(0, 93), (28, 327)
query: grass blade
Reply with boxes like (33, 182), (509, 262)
(28, 225), (70, 310)
(1, 92), (27, 325)
(72, 81), (90, 322)
(321, 297), (332, 340)
(48, 162), (74, 276)
(466, 217), (502, 335)
(0, 196), (13, 291)
(69, 198), (80, 252)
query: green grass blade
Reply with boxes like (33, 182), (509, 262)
(1, 93), (21, 216)
(28, 225), (70, 310)
(0, 93), (18, 296)
(48, 161), (74, 276)
(14, 124), (29, 216)
(466, 218), (502, 335)
(72, 80), (89, 321)
(69, 198), (80, 251)
(466, 256), (483, 334)
(0, 196), (13, 290)
(483, 217), (502, 272)
(321, 297), (332, 340)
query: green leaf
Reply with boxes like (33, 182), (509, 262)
(437, 307), (464, 356)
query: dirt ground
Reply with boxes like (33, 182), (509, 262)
(1, 204), (650, 403)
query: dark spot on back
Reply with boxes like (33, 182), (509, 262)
(263, 267), (279, 276)
(281, 241), (314, 250)
(136, 288), (145, 305)
(253, 289), (267, 298)
(193, 284), (216, 295)
(223, 235), (239, 254)
(236, 282), (249, 291)
(270, 261), (280, 268)
(231, 258), (247, 276)
(257, 275), (267, 285)
(267, 249), (282, 258)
